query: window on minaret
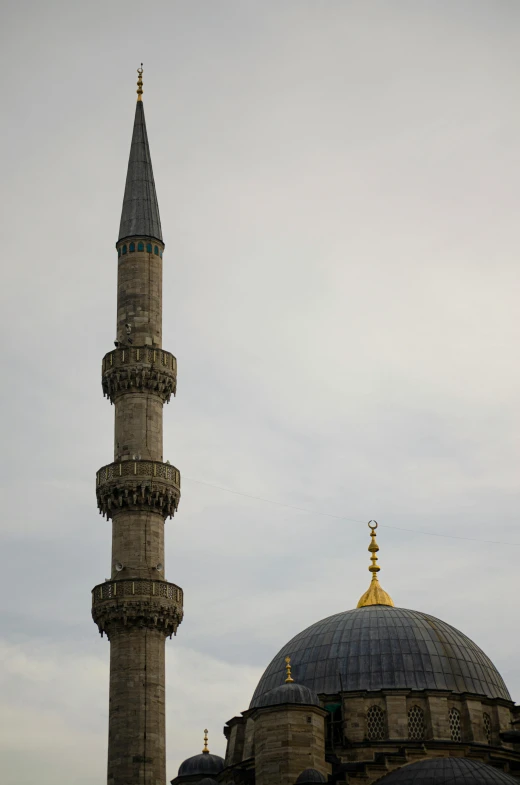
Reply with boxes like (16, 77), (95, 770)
(129, 242), (135, 252)
(366, 705), (387, 740)
(408, 705), (425, 740)
(138, 241), (144, 251)
(449, 707), (461, 742)
(154, 245), (159, 255)
(122, 245), (127, 254)
(118, 247), (121, 257)
(147, 243), (152, 253)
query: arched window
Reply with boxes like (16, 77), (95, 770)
(138, 241), (144, 252)
(483, 712), (492, 744)
(122, 245), (127, 254)
(408, 705), (425, 740)
(154, 245), (159, 255)
(366, 705), (386, 741)
(449, 707), (461, 742)
(146, 243), (152, 253)
(129, 242), (135, 252)
(160, 250), (163, 257)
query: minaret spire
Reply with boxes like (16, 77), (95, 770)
(357, 521), (394, 608)
(118, 65), (162, 244)
(91, 69), (182, 785)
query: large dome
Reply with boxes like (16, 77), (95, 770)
(374, 757), (518, 784)
(250, 605), (510, 707)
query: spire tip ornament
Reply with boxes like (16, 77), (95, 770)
(202, 728), (209, 754)
(136, 64), (143, 101)
(357, 521), (395, 608)
(285, 655), (294, 683)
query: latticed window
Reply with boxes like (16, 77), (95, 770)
(408, 705), (426, 740)
(483, 712), (492, 744)
(449, 707), (461, 742)
(366, 705), (386, 740)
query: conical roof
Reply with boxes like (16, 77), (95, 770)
(118, 100), (163, 244)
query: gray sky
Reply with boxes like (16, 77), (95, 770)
(1, 1), (520, 783)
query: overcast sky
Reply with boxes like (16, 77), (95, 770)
(1, 1), (520, 783)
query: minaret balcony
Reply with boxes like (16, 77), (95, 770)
(102, 346), (177, 403)
(91, 578), (183, 638)
(96, 459), (181, 519)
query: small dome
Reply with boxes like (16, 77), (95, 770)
(254, 681), (320, 709)
(251, 606), (510, 707)
(295, 769), (327, 784)
(177, 752), (225, 778)
(375, 757), (518, 784)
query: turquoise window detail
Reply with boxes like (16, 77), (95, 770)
(138, 241), (144, 252)
(122, 245), (127, 254)
(154, 245), (159, 255)
(146, 243), (152, 253)
(160, 250), (163, 257)
(129, 242), (135, 252)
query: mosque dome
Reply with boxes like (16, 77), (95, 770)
(255, 681), (320, 709)
(374, 757), (519, 784)
(250, 604), (510, 707)
(253, 655), (320, 708)
(251, 524), (510, 708)
(197, 780), (219, 785)
(178, 752), (224, 777)
(177, 730), (224, 779)
(177, 753), (224, 778)
(295, 769), (327, 784)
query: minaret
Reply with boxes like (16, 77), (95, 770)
(92, 66), (182, 785)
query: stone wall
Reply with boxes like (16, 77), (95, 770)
(252, 705), (329, 785)
(342, 690), (515, 748)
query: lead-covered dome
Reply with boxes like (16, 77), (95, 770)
(177, 752), (224, 778)
(295, 769), (327, 784)
(255, 681), (320, 709)
(375, 757), (518, 784)
(250, 605), (510, 708)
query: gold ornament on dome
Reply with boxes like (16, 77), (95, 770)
(357, 521), (395, 608)
(284, 656), (294, 683)
(202, 728), (209, 754)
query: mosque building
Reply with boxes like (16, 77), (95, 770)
(92, 70), (520, 785)
(173, 522), (520, 785)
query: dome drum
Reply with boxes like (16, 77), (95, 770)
(339, 690), (512, 748)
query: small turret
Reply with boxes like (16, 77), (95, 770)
(250, 657), (330, 785)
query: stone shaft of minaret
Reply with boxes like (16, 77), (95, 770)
(92, 72), (182, 785)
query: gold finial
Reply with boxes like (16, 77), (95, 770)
(357, 521), (395, 608)
(285, 655), (294, 683)
(202, 728), (209, 754)
(137, 64), (143, 101)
